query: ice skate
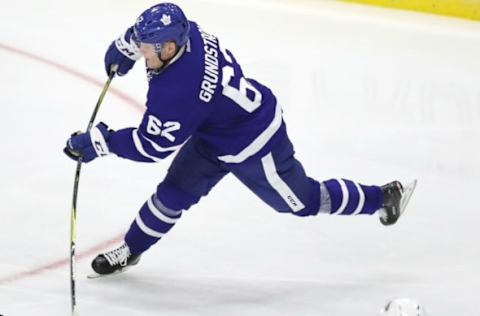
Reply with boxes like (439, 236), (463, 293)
(88, 243), (141, 278)
(379, 180), (417, 226)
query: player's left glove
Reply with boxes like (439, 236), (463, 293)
(104, 27), (142, 76)
(64, 122), (113, 163)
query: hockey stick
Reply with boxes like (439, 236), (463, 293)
(70, 65), (118, 315)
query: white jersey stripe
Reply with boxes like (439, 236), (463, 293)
(139, 132), (185, 153)
(218, 102), (283, 164)
(332, 179), (349, 215)
(135, 214), (164, 238)
(351, 181), (365, 215)
(147, 196), (179, 224)
(132, 129), (165, 162)
(261, 153), (305, 212)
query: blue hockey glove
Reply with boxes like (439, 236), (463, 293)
(64, 122), (113, 163)
(104, 27), (142, 76)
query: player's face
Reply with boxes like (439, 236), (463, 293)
(139, 43), (163, 69)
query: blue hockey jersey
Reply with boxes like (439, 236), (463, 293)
(108, 22), (286, 164)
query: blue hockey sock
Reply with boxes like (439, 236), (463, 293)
(125, 194), (182, 254)
(323, 179), (383, 215)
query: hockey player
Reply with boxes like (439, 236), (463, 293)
(64, 3), (415, 276)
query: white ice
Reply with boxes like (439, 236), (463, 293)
(0, 0), (479, 315)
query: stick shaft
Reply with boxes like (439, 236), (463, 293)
(70, 69), (116, 314)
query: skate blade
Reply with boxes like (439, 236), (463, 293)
(399, 179), (418, 217)
(87, 266), (132, 279)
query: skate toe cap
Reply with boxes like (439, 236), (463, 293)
(91, 255), (112, 275)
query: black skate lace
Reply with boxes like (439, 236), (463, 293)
(103, 244), (130, 267)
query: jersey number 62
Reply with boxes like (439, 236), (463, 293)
(146, 115), (181, 142)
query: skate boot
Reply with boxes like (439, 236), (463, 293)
(91, 243), (141, 275)
(379, 181), (404, 226)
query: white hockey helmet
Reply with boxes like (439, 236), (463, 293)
(379, 298), (428, 316)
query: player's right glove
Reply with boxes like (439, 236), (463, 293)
(64, 122), (113, 163)
(104, 27), (142, 76)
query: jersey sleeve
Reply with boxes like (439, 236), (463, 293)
(108, 126), (184, 162)
(108, 85), (209, 162)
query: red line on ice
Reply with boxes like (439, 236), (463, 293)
(0, 42), (144, 112)
(0, 234), (124, 285)
(0, 42), (144, 285)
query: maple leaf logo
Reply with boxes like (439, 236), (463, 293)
(160, 14), (171, 26)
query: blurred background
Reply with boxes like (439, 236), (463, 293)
(0, 0), (479, 315)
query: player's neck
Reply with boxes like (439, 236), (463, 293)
(158, 44), (187, 69)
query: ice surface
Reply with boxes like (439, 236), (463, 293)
(0, 0), (479, 315)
